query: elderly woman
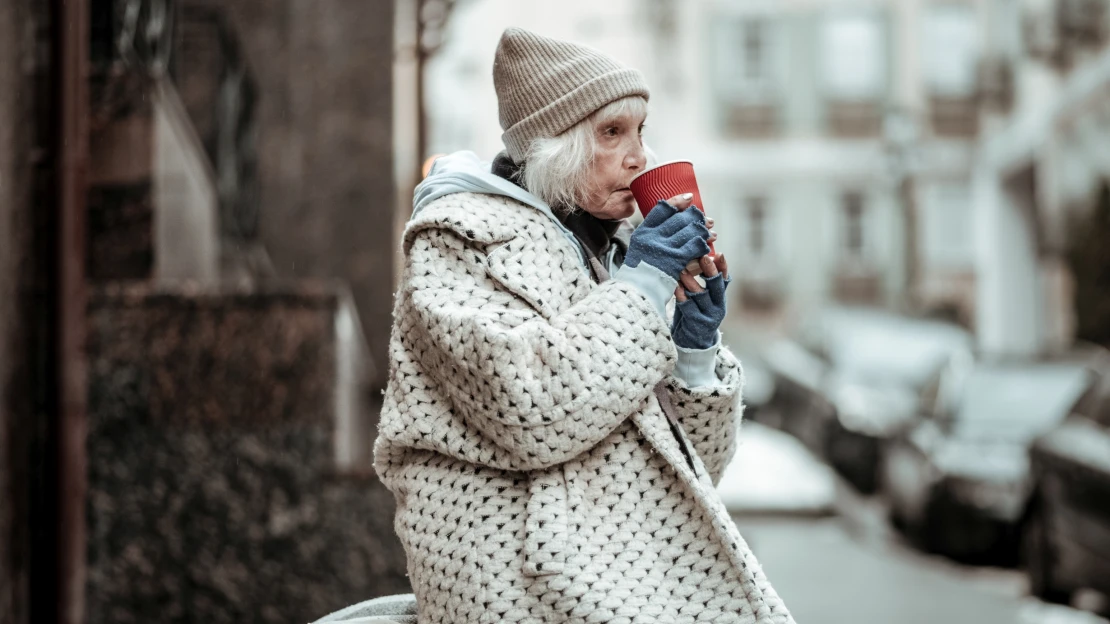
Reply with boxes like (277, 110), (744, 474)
(374, 28), (794, 624)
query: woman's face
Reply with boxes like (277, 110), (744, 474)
(580, 109), (648, 220)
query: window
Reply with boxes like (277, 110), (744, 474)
(739, 196), (775, 263)
(820, 12), (887, 101)
(743, 20), (767, 82)
(842, 192), (866, 258)
(715, 16), (778, 98)
(738, 196), (782, 310)
(922, 182), (974, 269)
(820, 11), (886, 136)
(924, 4), (980, 98)
(924, 4), (981, 136)
(834, 191), (881, 302)
(747, 197), (768, 257)
(714, 15), (782, 137)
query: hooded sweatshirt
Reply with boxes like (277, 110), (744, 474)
(490, 150), (628, 269)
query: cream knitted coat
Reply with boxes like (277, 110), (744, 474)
(374, 187), (795, 624)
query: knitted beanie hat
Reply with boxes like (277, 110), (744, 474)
(493, 27), (650, 162)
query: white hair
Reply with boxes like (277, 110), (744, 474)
(519, 96), (657, 215)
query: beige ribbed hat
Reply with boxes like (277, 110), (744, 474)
(493, 27), (650, 162)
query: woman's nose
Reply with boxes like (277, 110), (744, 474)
(626, 144), (647, 171)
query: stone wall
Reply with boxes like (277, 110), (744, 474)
(85, 282), (409, 624)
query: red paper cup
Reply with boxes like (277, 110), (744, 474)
(629, 160), (715, 263)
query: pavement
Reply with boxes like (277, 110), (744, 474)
(736, 515), (1027, 624)
(719, 423), (1110, 624)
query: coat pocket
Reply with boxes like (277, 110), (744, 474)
(522, 465), (569, 577)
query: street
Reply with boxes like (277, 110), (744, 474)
(732, 486), (1108, 624)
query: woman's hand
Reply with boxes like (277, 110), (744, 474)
(666, 194), (716, 274)
(671, 196), (717, 246)
(623, 194), (711, 282)
(666, 193), (694, 211)
(671, 254), (730, 350)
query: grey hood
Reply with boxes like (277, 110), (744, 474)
(411, 151), (586, 267)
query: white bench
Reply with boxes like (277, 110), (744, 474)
(313, 594), (418, 623)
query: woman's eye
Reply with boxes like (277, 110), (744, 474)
(638, 124), (646, 135)
(604, 127), (618, 137)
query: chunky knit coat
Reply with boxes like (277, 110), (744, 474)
(374, 190), (795, 624)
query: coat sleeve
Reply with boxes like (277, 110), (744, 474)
(404, 227), (678, 470)
(662, 345), (745, 486)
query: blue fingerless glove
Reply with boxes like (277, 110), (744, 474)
(624, 200), (711, 282)
(672, 272), (731, 349)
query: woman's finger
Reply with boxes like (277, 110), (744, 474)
(700, 255), (718, 278)
(679, 270), (703, 293)
(708, 230), (718, 245)
(665, 193), (694, 211)
(674, 285), (687, 303)
(714, 253), (728, 280)
(707, 269), (727, 307)
(705, 217), (715, 228)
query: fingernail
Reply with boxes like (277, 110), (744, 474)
(682, 192), (693, 199)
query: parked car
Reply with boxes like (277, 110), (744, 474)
(881, 358), (1092, 563)
(1025, 353), (1110, 611)
(883, 350), (970, 531)
(802, 307), (973, 492)
(759, 338), (836, 457)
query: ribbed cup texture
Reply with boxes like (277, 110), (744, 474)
(630, 162), (714, 256)
(493, 27), (650, 162)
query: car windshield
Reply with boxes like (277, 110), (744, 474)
(951, 364), (1091, 441)
(763, 339), (827, 393)
(818, 309), (971, 389)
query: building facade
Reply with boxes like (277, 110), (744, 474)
(972, 0), (1110, 357)
(647, 0), (987, 332)
(426, 0), (987, 335)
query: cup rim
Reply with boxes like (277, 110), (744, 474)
(630, 159), (694, 184)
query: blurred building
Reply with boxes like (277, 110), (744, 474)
(426, 0), (985, 332)
(645, 0), (983, 331)
(426, 0), (1110, 358)
(973, 0), (1110, 357)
